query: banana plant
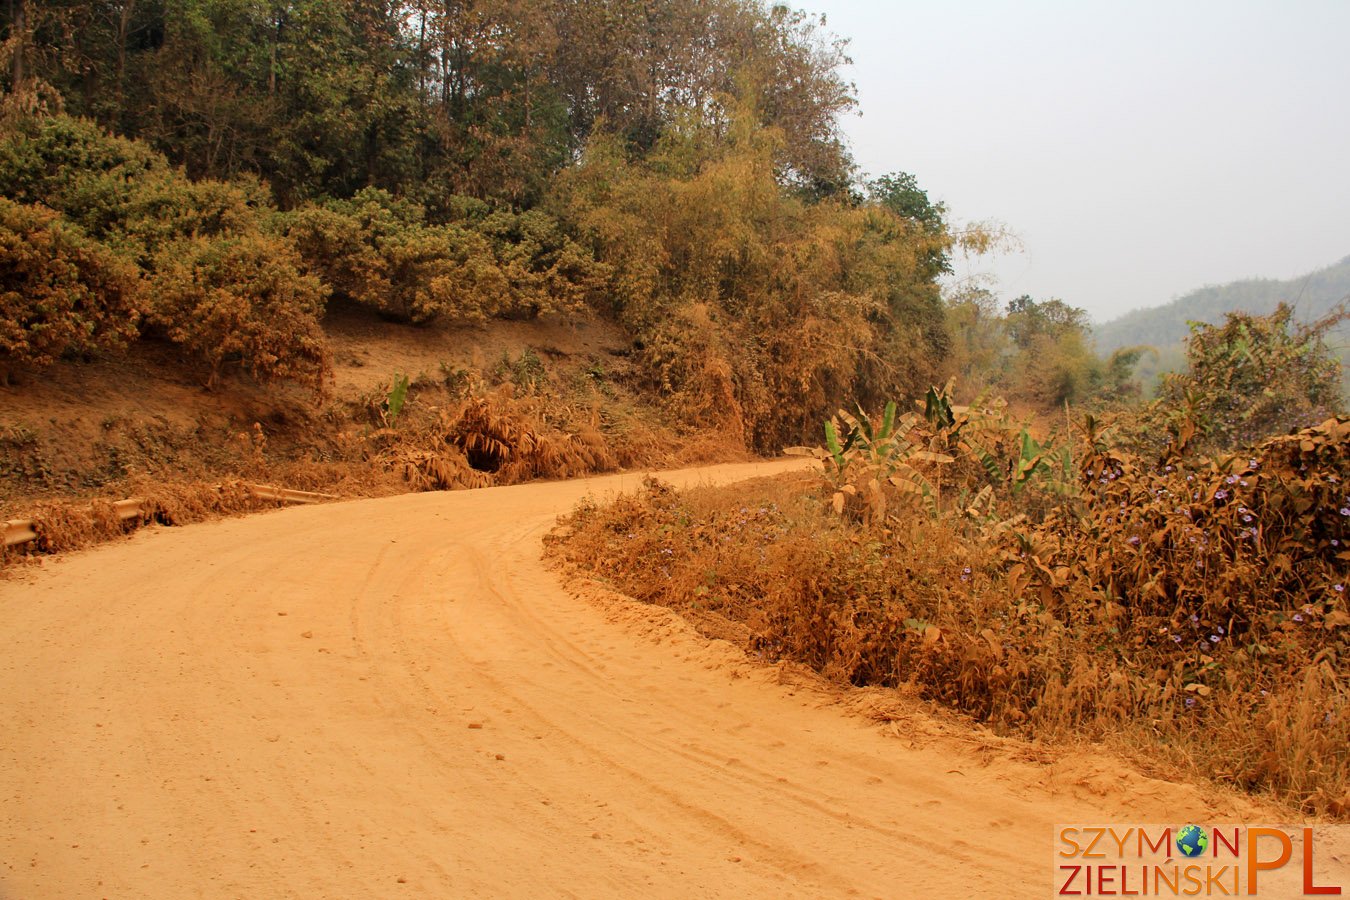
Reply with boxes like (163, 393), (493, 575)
(813, 400), (953, 521)
(383, 372), (411, 428)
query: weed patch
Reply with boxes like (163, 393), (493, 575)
(4, 479), (289, 563)
(553, 415), (1350, 817)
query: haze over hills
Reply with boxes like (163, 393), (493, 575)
(1094, 255), (1350, 353)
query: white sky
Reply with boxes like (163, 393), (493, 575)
(809, 0), (1350, 322)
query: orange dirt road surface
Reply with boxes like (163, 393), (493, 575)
(0, 461), (1329, 898)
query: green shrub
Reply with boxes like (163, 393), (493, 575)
(284, 188), (603, 325)
(475, 207), (608, 317)
(111, 173), (273, 268)
(0, 198), (139, 381)
(0, 115), (330, 395)
(0, 115), (166, 240)
(284, 188), (505, 324)
(0, 114), (268, 263)
(146, 233), (331, 394)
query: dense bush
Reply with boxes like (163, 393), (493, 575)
(475, 208), (609, 317)
(0, 114), (267, 261)
(0, 115), (166, 239)
(0, 116), (611, 391)
(146, 233), (331, 394)
(284, 189), (470, 324)
(0, 198), (139, 382)
(284, 188), (604, 324)
(555, 116), (952, 451)
(1154, 304), (1346, 454)
(1000, 417), (1349, 811)
(0, 115), (337, 392)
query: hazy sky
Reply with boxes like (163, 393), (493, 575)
(809, 0), (1350, 322)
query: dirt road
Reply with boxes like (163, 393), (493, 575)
(0, 462), (1314, 898)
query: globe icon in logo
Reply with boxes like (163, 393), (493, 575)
(1176, 824), (1208, 858)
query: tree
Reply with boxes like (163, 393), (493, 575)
(943, 285), (1009, 395)
(869, 171), (949, 277)
(975, 294), (1135, 409)
(869, 171), (944, 230)
(1005, 295), (1090, 350)
(5, 0), (862, 207)
(555, 105), (949, 449)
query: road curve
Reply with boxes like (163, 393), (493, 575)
(0, 461), (1291, 898)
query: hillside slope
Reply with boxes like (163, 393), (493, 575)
(1095, 255), (1350, 352)
(0, 306), (722, 519)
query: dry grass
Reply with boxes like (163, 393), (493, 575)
(384, 385), (620, 492)
(3, 479), (290, 562)
(552, 417), (1350, 818)
(397, 448), (494, 491)
(452, 387), (618, 482)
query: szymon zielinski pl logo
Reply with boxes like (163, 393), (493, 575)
(1055, 824), (1350, 896)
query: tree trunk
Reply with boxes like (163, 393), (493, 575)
(417, 7), (426, 98)
(268, 7), (283, 95)
(523, 63), (532, 130)
(9, 0), (26, 93)
(116, 0), (136, 106)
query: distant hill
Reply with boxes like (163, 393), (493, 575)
(1095, 255), (1350, 353)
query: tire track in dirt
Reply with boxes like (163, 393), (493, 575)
(0, 460), (1308, 898)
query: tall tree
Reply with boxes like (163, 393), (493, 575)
(6, 0), (861, 206)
